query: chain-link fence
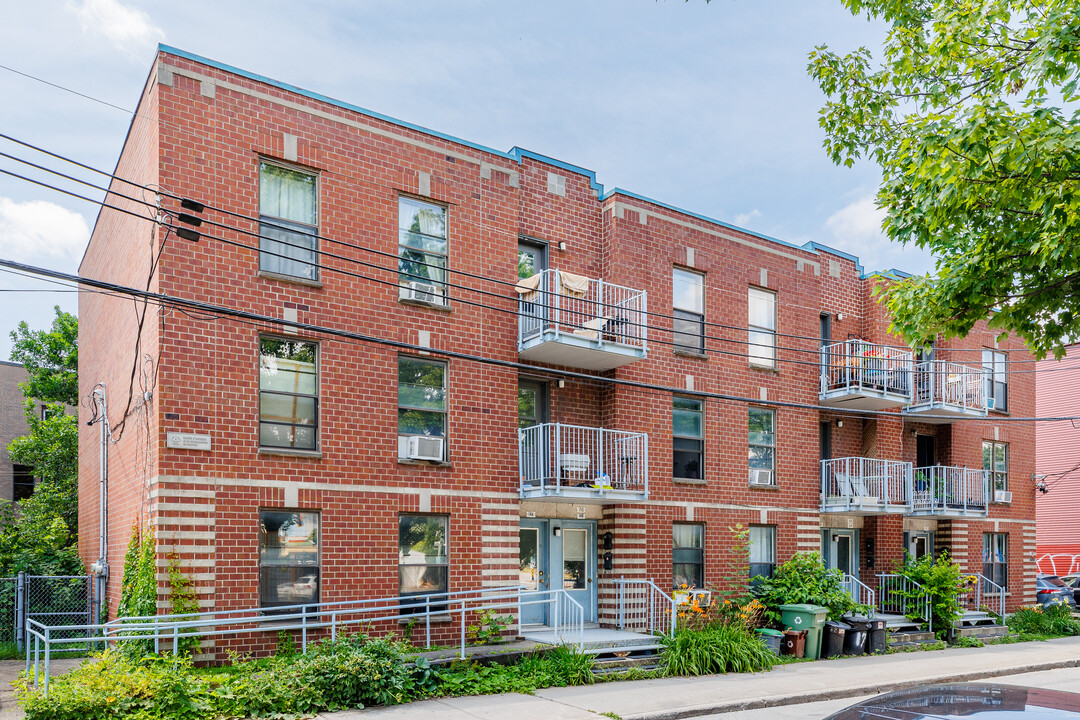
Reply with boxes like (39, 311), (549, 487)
(0, 574), (97, 653)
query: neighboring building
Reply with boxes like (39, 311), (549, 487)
(0, 360), (35, 503)
(1035, 342), (1080, 575)
(78, 46), (1037, 657)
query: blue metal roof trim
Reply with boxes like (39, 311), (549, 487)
(508, 148), (605, 194)
(158, 45), (921, 283)
(803, 242), (866, 276)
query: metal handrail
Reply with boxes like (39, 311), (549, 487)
(820, 340), (914, 400)
(909, 360), (985, 412)
(877, 573), (932, 633)
(613, 578), (677, 637)
(821, 457), (913, 510)
(910, 466), (989, 515)
(974, 574), (1005, 621)
(24, 585), (590, 694)
(519, 422), (649, 495)
(517, 269), (647, 350)
(841, 574), (876, 615)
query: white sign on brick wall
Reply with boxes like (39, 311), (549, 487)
(166, 432), (212, 451)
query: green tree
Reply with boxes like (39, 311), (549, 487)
(809, 1), (1080, 358)
(1, 310), (81, 575)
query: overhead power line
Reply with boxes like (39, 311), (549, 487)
(3, 256), (1080, 424)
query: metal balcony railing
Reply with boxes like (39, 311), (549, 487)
(820, 340), (914, 401)
(910, 466), (989, 517)
(517, 270), (647, 352)
(821, 457), (913, 512)
(908, 360), (986, 416)
(519, 423), (648, 499)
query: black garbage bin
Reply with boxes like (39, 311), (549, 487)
(866, 617), (888, 654)
(822, 621), (850, 658)
(842, 615), (869, 655)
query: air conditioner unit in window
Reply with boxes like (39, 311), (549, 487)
(406, 436), (444, 462)
(402, 281), (444, 305)
(750, 469), (774, 485)
(993, 489), (1012, 503)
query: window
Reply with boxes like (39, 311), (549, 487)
(673, 397), (703, 480)
(673, 523), (704, 589)
(748, 287), (777, 368)
(673, 268), (705, 353)
(399, 197), (448, 304)
(259, 338), (318, 450)
(12, 464), (35, 502)
(983, 441), (1008, 491)
(748, 408), (776, 485)
(398, 356), (447, 460)
(749, 525), (776, 582)
(399, 515), (448, 608)
(819, 313), (831, 348)
(259, 510), (319, 609)
(259, 161), (318, 280)
(982, 533), (1008, 590)
(982, 350), (1007, 411)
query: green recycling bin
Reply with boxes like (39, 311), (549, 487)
(779, 604), (829, 660)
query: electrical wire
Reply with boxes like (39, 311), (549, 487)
(3, 131), (1062, 363)
(4, 257), (1080, 424)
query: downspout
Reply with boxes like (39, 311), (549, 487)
(88, 384), (109, 622)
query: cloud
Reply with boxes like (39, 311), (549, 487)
(0, 198), (90, 267)
(824, 193), (933, 275)
(733, 209), (761, 227)
(71, 0), (164, 59)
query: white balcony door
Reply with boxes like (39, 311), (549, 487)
(519, 519), (597, 626)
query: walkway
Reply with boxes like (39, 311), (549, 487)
(326, 636), (1080, 720)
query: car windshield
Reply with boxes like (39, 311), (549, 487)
(1042, 576), (1067, 587)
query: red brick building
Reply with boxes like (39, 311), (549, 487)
(78, 46), (1036, 652)
(1035, 342), (1080, 574)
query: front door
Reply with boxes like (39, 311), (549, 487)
(905, 531), (933, 560)
(518, 519), (596, 626)
(823, 529), (859, 579)
(916, 434), (936, 469)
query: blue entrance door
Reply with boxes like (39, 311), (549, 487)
(519, 519), (596, 626)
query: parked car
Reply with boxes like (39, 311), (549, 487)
(825, 684), (1080, 719)
(1061, 574), (1080, 591)
(1035, 575), (1076, 608)
(276, 575), (318, 602)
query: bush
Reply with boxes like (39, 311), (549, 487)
(660, 624), (777, 676)
(435, 647), (594, 696)
(753, 552), (863, 623)
(896, 551), (964, 640)
(1007, 604), (1080, 637)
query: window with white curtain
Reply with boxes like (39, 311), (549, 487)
(748, 287), (777, 368)
(258, 162), (318, 280)
(749, 525), (776, 582)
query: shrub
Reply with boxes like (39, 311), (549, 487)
(660, 623), (777, 676)
(753, 552), (863, 623)
(896, 551), (964, 640)
(1007, 604), (1080, 637)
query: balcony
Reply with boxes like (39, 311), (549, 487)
(820, 340), (914, 410)
(820, 457), (912, 514)
(517, 270), (647, 371)
(518, 423), (648, 503)
(909, 466), (989, 518)
(904, 361), (987, 422)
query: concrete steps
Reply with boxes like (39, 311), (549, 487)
(589, 644), (664, 676)
(956, 624), (1009, 641)
(887, 629), (938, 649)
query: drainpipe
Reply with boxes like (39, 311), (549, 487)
(88, 384), (109, 621)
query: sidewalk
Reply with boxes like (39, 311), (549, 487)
(324, 636), (1080, 720)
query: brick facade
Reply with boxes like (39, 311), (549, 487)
(78, 47), (1037, 657)
(0, 361), (30, 502)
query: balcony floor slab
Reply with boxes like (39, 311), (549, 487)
(519, 332), (645, 371)
(903, 403), (988, 423)
(519, 486), (648, 504)
(819, 390), (912, 411)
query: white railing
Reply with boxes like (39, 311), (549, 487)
(614, 578), (677, 637)
(23, 585), (586, 694)
(911, 466), (989, 516)
(821, 340), (914, 400)
(957, 573), (1005, 622)
(519, 423), (648, 496)
(821, 457), (913, 510)
(877, 573), (932, 632)
(842, 574), (876, 614)
(910, 360), (985, 413)
(517, 269), (647, 351)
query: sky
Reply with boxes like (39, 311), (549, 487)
(0, 0), (936, 360)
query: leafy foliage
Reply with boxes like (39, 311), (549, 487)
(896, 552), (965, 640)
(117, 524), (157, 622)
(167, 556), (201, 655)
(660, 623), (778, 676)
(9, 307), (78, 405)
(466, 609), (513, 644)
(753, 552), (864, 623)
(1007, 603), (1080, 637)
(809, 0), (1080, 358)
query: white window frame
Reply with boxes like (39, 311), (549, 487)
(673, 268), (705, 354)
(748, 287), (777, 368)
(258, 160), (319, 281)
(982, 349), (1008, 411)
(398, 196), (449, 305)
(748, 407), (776, 485)
(749, 525), (776, 581)
(397, 355), (448, 460)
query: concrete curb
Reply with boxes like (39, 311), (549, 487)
(629, 658), (1080, 720)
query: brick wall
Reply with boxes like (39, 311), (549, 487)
(0, 361), (29, 502)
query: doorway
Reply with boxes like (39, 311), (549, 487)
(905, 531), (934, 560)
(822, 529), (860, 579)
(916, 434), (936, 469)
(519, 519), (597, 626)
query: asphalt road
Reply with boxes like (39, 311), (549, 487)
(698, 667), (1080, 720)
